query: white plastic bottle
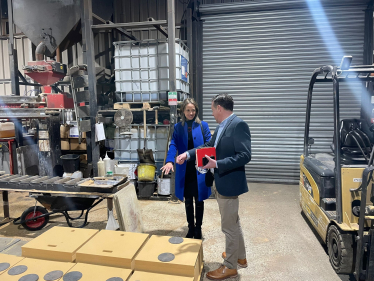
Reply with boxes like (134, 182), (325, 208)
(103, 153), (112, 176)
(98, 157), (105, 177)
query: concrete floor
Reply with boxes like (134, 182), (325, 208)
(0, 183), (354, 281)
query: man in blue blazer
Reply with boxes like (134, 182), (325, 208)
(177, 94), (251, 280)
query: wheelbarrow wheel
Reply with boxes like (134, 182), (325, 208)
(20, 206), (49, 231)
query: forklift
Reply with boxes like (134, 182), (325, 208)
(300, 56), (374, 280)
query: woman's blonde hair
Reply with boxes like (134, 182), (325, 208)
(180, 98), (201, 126)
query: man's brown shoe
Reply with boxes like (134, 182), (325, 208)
(222, 252), (248, 268)
(206, 265), (238, 280)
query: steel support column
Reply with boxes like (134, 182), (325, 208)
(363, 1), (373, 65)
(7, 0), (19, 96)
(194, 3), (203, 118)
(187, 8), (194, 99)
(361, 1), (374, 122)
(333, 72), (342, 224)
(82, 0), (99, 176)
(168, 0), (178, 201)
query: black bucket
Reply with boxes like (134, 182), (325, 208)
(60, 154), (80, 173)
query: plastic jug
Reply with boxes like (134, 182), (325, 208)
(103, 153), (113, 175)
(98, 157), (105, 177)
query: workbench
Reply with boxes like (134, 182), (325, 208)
(0, 173), (129, 228)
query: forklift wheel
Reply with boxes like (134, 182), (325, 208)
(20, 206), (49, 231)
(327, 225), (355, 274)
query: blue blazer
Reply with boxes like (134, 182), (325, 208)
(165, 120), (212, 201)
(187, 114), (251, 197)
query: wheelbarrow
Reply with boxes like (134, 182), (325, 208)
(13, 193), (103, 231)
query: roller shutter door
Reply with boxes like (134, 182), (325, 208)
(201, 1), (367, 183)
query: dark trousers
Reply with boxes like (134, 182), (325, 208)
(184, 178), (204, 235)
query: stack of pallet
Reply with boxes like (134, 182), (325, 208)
(0, 226), (203, 280)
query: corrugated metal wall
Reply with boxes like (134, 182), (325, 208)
(116, 0), (186, 40)
(116, 0), (250, 40)
(201, 1), (367, 183)
(0, 0), (252, 96)
(60, 32), (113, 70)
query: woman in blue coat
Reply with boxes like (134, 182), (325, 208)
(161, 98), (212, 239)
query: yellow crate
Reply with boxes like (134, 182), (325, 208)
(0, 253), (24, 276)
(64, 263), (132, 281)
(76, 230), (149, 269)
(134, 235), (203, 281)
(0, 257), (74, 281)
(22, 226), (99, 262)
(129, 271), (194, 281)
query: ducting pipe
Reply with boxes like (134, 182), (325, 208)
(35, 42), (46, 61)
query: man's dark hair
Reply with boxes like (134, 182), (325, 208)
(212, 94), (234, 111)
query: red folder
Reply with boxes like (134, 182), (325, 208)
(196, 147), (216, 167)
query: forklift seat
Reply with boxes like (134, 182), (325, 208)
(333, 119), (373, 165)
(304, 153), (335, 198)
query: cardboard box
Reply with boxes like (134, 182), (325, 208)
(134, 235), (203, 281)
(22, 226), (99, 262)
(38, 139), (50, 152)
(76, 230), (149, 269)
(38, 130), (49, 140)
(0, 258), (74, 281)
(60, 125), (70, 139)
(79, 154), (88, 164)
(64, 263), (132, 281)
(69, 125), (86, 138)
(61, 139), (70, 150)
(0, 253), (24, 276)
(129, 271), (194, 281)
(70, 139), (87, 151)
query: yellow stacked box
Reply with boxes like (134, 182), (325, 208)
(134, 235), (203, 281)
(129, 271), (195, 281)
(22, 226), (99, 262)
(76, 230), (150, 269)
(0, 257), (74, 281)
(0, 253), (24, 276)
(64, 263), (132, 280)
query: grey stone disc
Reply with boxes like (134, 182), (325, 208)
(0, 262), (10, 271)
(18, 273), (39, 281)
(168, 237), (184, 244)
(63, 271), (83, 281)
(44, 270), (63, 281)
(158, 252), (175, 262)
(8, 265), (28, 275)
(106, 278), (123, 281)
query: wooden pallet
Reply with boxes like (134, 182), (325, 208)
(114, 102), (170, 125)
(114, 102), (155, 111)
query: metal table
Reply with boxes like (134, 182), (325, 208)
(0, 174), (128, 229)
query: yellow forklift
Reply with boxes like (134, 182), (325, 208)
(300, 57), (374, 280)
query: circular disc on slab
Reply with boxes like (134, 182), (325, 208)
(168, 237), (184, 244)
(8, 265), (28, 275)
(63, 271), (83, 281)
(44, 270), (64, 281)
(18, 273), (39, 281)
(106, 278), (124, 281)
(0, 262), (10, 272)
(158, 252), (175, 262)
